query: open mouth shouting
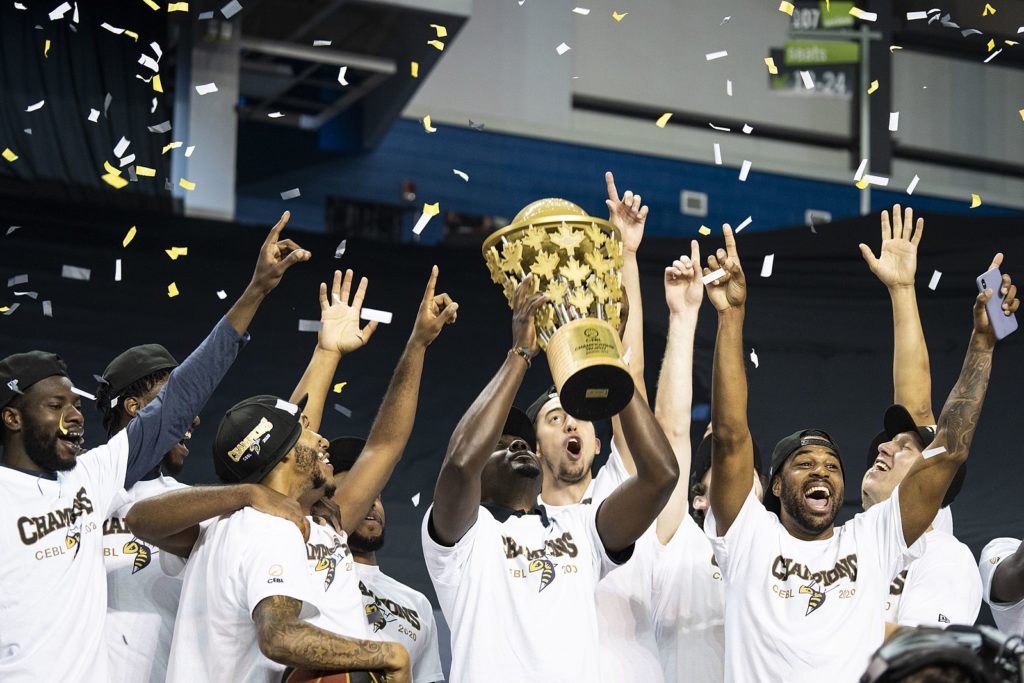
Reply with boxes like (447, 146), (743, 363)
(57, 428), (85, 457)
(803, 483), (833, 513)
(565, 436), (583, 462)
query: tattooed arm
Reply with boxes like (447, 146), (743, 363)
(898, 267), (1019, 546)
(254, 595), (411, 682)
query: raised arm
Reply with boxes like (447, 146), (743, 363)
(431, 277), (545, 546)
(704, 225), (753, 536)
(122, 214), (307, 487)
(653, 241), (703, 544)
(334, 266), (458, 534)
(126, 484), (309, 557)
(606, 172), (649, 476)
(898, 263), (1018, 546)
(860, 205), (934, 424)
(991, 543), (1024, 604)
(254, 595), (410, 683)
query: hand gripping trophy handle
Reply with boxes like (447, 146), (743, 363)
(482, 198), (634, 420)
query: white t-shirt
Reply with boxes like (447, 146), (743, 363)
(652, 512), (726, 683)
(883, 529), (981, 628)
(303, 522), (369, 640)
(166, 508), (321, 683)
(103, 475), (189, 683)
(355, 563), (445, 683)
(0, 431), (130, 683)
(705, 485), (924, 683)
(422, 502), (624, 683)
(980, 537), (1024, 634)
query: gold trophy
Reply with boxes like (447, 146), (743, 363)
(482, 198), (633, 420)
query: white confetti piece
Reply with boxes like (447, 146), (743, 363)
(888, 112), (899, 132)
(742, 124), (753, 134)
(749, 348), (759, 368)
(2, 303), (20, 316)
(907, 11), (928, 20)
(14, 2), (26, 8)
(906, 174), (920, 195)
(328, 240), (345, 259)
(6, 226), (20, 236)
(185, 145), (195, 157)
(705, 50), (728, 61)
(48, 1), (71, 20)
(864, 174), (889, 187)
(100, 22), (125, 34)
(799, 70), (814, 89)
(61, 265), (91, 281)
(198, 10), (214, 19)
(556, 42), (571, 55)
(114, 258), (122, 281)
(71, 386), (96, 400)
(736, 216), (753, 233)
(88, 108), (100, 122)
(739, 160), (752, 182)
(713, 143), (722, 165)
(709, 123), (731, 132)
(984, 49), (1002, 64)
(720, 15), (730, 24)
(453, 169), (469, 181)
(337, 66), (348, 86)
(928, 270), (942, 290)
(572, 7), (590, 15)
(151, 98), (158, 114)
(280, 188), (301, 200)
(298, 319), (323, 332)
(217, 290), (227, 299)
(7, 274), (28, 287)
(104, 92), (112, 117)
(760, 253), (775, 278)
(922, 446), (946, 459)
(42, 300), (52, 317)
(854, 158), (868, 181)
(702, 267), (726, 285)
(411, 492), (421, 506)
(13, 291), (37, 299)
(138, 55), (159, 72)
(412, 212), (434, 235)
(195, 82), (218, 95)
(73, 2), (79, 22)
(334, 404), (353, 418)
(313, 39), (332, 46)
(220, 0), (242, 18)
(360, 308), (393, 324)
(26, 100), (45, 112)
(849, 7), (877, 21)
(147, 120), (171, 133)
(118, 154), (136, 167)
(113, 136), (130, 158)
(726, 79), (733, 96)
(273, 399), (298, 415)
(268, 112), (284, 118)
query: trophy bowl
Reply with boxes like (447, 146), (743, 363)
(482, 198), (634, 420)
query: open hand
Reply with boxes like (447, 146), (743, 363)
(605, 171), (648, 254)
(249, 212), (311, 295)
(512, 274), (547, 356)
(665, 240), (703, 314)
(974, 254), (1019, 347)
(411, 266), (459, 347)
(703, 224), (746, 312)
(860, 204), (922, 289)
(319, 269), (378, 355)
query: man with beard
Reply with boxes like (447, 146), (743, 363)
(327, 437), (445, 683)
(423, 275), (678, 682)
(0, 212), (307, 682)
(128, 266), (456, 682)
(859, 206), (985, 630)
(702, 224), (1016, 682)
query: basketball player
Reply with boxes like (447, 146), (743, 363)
(0, 212), (307, 681)
(422, 275), (679, 682)
(702, 224), (1016, 682)
(979, 537), (1024, 634)
(328, 437), (445, 683)
(860, 207), (983, 630)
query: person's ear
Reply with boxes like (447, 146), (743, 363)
(771, 475), (781, 497)
(1, 406), (22, 432)
(693, 494), (708, 511)
(123, 396), (142, 418)
(593, 437), (601, 456)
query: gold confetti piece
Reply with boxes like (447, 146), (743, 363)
(135, 165), (156, 177)
(142, 0), (160, 9)
(2, 148), (18, 162)
(612, 10), (628, 21)
(411, 61), (419, 78)
(125, 29), (139, 40)
(856, 178), (869, 189)
(422, 115), (437, 133)
(167, 282), (179, 298)
(179, 178), (196, 191)
(764, 57), (778, 74)
(0, 307), (8, 313)
(123, 226), (137, 247)
(332, 382), (347, 393)
(165, 246), (189, 259)
(698, 225), (711, 236)
(423, 202), (440, 217)
(970, 194), (982, 208)
(988, 38), (996, 51)
(167, 1), (188, 10)
(44, 39), (51, 57)
(889, 45), (903, 52)
(1019, 108), (1024, 120)
(779, 1), (794, 15)
(427, 39), (445, 51)
(162, 141), (182, 154)
(430, 23), (447, 38)
(103, 160), (122, 176)
(867, 80), (879, 94)
(153, 74), (163, 93)
(655, 112), (672, 128)
(1007, 40), (1019, 46)
(848, 6), (877, 21)
(58, 414), (68, 435)
(102, 173), (128, 189)
(983, 3), (996, 16)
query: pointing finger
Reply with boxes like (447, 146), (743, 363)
(605, 171), (620, 203)
(263, 211), (291, 248)
(422, 265), (440, 302)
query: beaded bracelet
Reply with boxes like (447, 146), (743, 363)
(509, 346), (532, 367)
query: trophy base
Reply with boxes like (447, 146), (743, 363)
(546, 319), (634, 421)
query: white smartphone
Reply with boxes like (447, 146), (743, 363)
(976, 266), (1018, 340)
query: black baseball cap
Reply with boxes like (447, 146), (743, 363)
(871, 404), (964, 508)
(0, 351), (68, 409)
(328, 436), (367, 473)
(502, 407), (536, 451)
(213, 394), (308, 484)
(98, 344), (178, 411)
(525, 385), (559, 424)
(764, 428), (843, 515)
(690, 433), (765, 493)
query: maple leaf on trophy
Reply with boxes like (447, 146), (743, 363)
(589, 276), (611, 303)
(568, 288), (595, 314)
(584, 250), (612, 276)
(530, 249), (561, 281)
(499, 240), (524, 274)
(538, 304), (556, 335)
(551, 221), (585, 252)
(486, 246), (505, 284)
(522, 224), (548, 252)
(604, 238), (623, 263)
(560, 257), (592, 287)
(583, 222), (607, 249)
(546, 279), (569, 304)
